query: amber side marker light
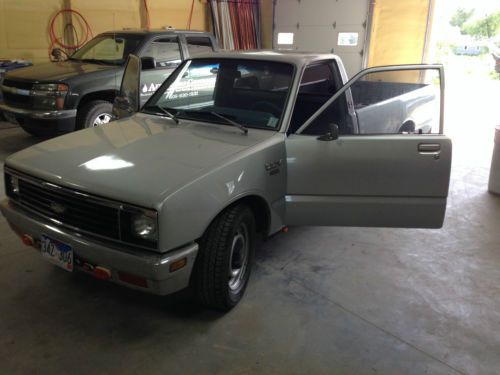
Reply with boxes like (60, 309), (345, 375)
(170, 257), (187, 273)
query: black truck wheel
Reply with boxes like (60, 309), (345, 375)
(76, 100), (113, 129)
(194, 204), (255, 311)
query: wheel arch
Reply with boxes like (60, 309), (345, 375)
(205, 194), (272, 238)
(77, 90), (117, 110)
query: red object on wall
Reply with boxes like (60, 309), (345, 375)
(210, 0), (260, 50)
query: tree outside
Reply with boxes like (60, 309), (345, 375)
(428, 0), (500, 170)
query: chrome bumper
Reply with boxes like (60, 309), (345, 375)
(0, 102), (76, 120)
(0, 199), (198, 295)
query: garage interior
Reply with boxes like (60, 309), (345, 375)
(1, 0), (500, 374)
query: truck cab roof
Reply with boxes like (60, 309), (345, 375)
(187, 50), (342, 68)
(101, 29), (212, 37)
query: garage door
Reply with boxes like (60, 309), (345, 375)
(273, 0), (370, 78)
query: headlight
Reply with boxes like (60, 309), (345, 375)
(32, 83), (69, 94)
(11, 175), (19, 194)
(131, 212), (158, 241)
(5, 173), (20, 197)
(32, 83), (68, 110)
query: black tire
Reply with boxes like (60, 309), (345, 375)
(194, 205), (255, 311)
(76, 100), (113, 130)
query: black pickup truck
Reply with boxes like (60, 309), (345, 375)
(0, 29), (217, 136)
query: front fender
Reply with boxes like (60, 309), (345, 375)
(157, 134), (287, 251)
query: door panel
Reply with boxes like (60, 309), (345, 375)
(285, 64), (451, 229)
(285, 134), (451, 228)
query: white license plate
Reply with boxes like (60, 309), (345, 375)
(3, 112), (18, 125)
(40, 235), (73, 272)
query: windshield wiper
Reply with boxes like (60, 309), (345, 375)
(144, 105), (179, 124)
(209, 111), (248, 134)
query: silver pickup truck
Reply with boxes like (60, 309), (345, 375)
(1, 52), (452, 311)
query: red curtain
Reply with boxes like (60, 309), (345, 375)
(210, 0), (260, 50)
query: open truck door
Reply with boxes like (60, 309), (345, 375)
(285, 64), (452, 228)
(112, 54), (141, 120)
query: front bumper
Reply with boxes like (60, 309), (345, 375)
(1, 199), (199, 295)
(0, 102), (76, 134)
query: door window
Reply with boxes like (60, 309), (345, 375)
(297, 66), (443, 136)
(186, 36), (214, 57)
(289, 61), (353, 135)
(141, 37), (182, 69)
(350, 69), (441, 134)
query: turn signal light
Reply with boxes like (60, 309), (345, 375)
(93, 266), (111, 280)
(21, 234), (34, 247)
(169, 257), (187, 273)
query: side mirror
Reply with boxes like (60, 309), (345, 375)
(317, 123), (339, 141)
(112, 54), (141, 119)
(51, 48), (68, 61)
(141, 56), (156, 70)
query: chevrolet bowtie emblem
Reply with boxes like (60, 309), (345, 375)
(50, 202), (66, 214)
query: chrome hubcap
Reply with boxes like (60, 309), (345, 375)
(93, 113), (112, 127)
(228, 223), (249, 292)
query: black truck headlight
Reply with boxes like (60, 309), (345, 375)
(131, 212), (158, 241)
(31, 83), (68, 110)
(5, 173), (20, 197)
(120, 208), (158, 247)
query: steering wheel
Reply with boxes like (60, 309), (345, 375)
(251, 101), (282, 117)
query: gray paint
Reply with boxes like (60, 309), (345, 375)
(2, 51), (452, 296)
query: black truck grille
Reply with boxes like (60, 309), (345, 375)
(1, 79), (34, 108)
(16, 177), (121, 240)
(3, 92), (33, 108)
(2, 79), (34, 90)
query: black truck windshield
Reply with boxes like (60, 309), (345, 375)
(71, 35), (143, 65)
(144, 58), (294, 130)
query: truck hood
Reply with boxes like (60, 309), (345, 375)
(6, 113), (277, 208)
(4, 61), (116, 82)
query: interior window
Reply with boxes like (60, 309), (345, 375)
(141, 37), (182, 69)
(186, 36), (214, 57)
(289, 61), (352, 135)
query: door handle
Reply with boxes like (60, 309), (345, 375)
(418, 143), (441, 153)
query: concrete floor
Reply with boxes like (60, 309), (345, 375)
(1, 87), (500, 375)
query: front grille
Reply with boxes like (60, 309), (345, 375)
(2, 79), (34, 90)
(3, 92), (33, 108)
(5, 169), (159, 249)
(16, 176), (121, 240)
(2, 79), (34, 108)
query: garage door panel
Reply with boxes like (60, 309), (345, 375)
(275, 0), (369, 75)
(298, 0), (368, 26)
(295, 27), (336, 52)
(275, 0), (301, 26)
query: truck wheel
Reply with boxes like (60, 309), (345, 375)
(194, 204), (255, 311)
(76, 100), (113, 130)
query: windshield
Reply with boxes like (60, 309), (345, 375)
(143, 58), (294, 130)
(71, 35), (143, 65)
